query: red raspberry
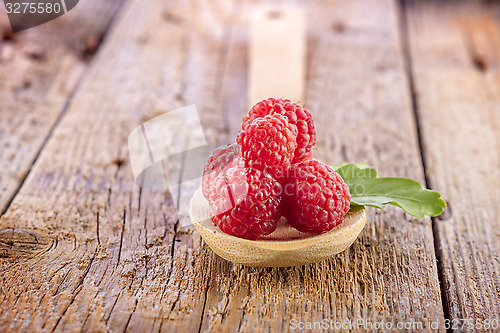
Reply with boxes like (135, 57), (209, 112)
(208, 165), (283, 240)
(283, 160), (351, 233)
(202, 143), (241, 200)
(243, 98), (316, 163)
(237, 113), (297, 180)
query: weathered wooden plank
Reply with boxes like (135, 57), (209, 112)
(0, 0), (447, 332)
(199, 0), (445, 332)
(0, 0), (125, 215)
(404, 0), (500, 324)
(0, 0), (236, 331)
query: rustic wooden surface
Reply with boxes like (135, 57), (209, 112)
(404, 0), (500, 324)
(0, 0), (498, 332)
(0, 0), (124, 215)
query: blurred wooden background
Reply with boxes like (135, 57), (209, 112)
(1, 0), (499, 331)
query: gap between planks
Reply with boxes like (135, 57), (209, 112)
(398, 0), (452, 326)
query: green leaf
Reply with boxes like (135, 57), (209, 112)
(333, 164), (446, 218)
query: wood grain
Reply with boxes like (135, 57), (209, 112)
(0, 0), (449, 331)
(404, 0), (500, 325)
(0, 0), (125, 215)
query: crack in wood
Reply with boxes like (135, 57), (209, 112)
(105, 290), (122, 325)
(144, 207), (148, 248)
(197, 261), (211, 333)
(53, 267), (73, 296)
(116, 210), (126, 267)
(51, 247), (98, 332)
(123, 298), (139, 332)
(96, 212), (101, 246)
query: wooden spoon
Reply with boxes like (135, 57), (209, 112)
(188, 8), (366, 267)
(189, 188), (366, 267)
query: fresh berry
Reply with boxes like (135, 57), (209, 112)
(283, 160), (351, 233)
(208, 165), (283, 240)
(237, 113), (297, 180)
(243, 98), (316, 163)
(202, 143), (241, 200)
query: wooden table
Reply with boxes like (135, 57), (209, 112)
(1, 0), (499, 331)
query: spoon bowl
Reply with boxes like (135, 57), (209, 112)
(189, 188), (366, 267)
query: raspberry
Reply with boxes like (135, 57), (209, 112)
(208, 165), (283, 240)
(202, 143), (241, 200)
(283, 160), (351, 233)
(237, 113), (297, 180)
(243, 98), (316, 163)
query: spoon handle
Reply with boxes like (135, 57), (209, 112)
(249, 7), (306, 107)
